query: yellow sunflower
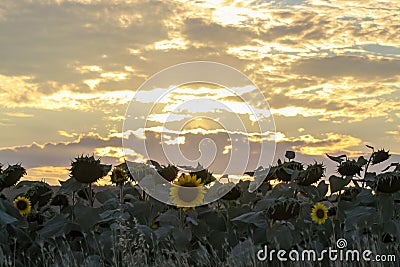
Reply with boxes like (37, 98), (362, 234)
(311, 203), (328, 224)
(13, 196), (31, 215)
(170, 174), (204, 211)
(110, 167), (128, 185)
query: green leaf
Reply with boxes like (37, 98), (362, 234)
(38, 214), (70, 238)
(172, 227), (192, 251)
(95, 189), (117, 204)
(59, 177), (85, 193)
(228, 239), (257, 265)
(329, 175), (352, 193)
(232, 211), (267, 228)
(344, 206), (378, 228)
(74, 204), (102, 231)
(0, 209), (17, 225)
(357, 156), (368, 166)
(158, 210), (180, 227)
(355, 189), (375, 205)
(316, 181), (328, 200)
(326, 154), (346, 164)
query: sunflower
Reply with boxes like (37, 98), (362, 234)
(13, 196), (31, 215)
(110, 167), (128, 185)
(70, 155), (111, 184)
(170, 174), (204, 211)
(311, 203), (328, 225)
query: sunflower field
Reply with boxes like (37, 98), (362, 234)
(0, 146), (399, 266)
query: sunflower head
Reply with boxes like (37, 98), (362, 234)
(337, 160), (362, 177)
(50, 194), (69, 206)
(158, 164), (179, 182)
(13, 196), (31, 215)
(374, 171), (400, 194)
(0, 164), (26, 188)
(70, 155), (111, 184)
(190, 168), (216, 185)
(268, 198), (301, 221)
(110, 167), (128, 185)
(371, 149), (390, 165)
(275, 161), (304, 182)
(170, 174), (204, 210)
(297, 162), (325, 186)
(25, 181), (53, 207)
(311, 203), (328, 224)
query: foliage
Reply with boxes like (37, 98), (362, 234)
(0, 146), (399, 266)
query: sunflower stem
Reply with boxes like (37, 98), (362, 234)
(72, 191), (75, 221)
(363, 149), (374, 188)
(88, 183), (94, 207)
(119, 183), (124, 205)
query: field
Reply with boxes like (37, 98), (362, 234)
(0, 148), (399, 266)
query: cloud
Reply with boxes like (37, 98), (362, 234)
(290, 56), (400, 79)
(182, 18), (256, 45)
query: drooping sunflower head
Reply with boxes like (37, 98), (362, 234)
(275, 161), (304, 182)
(0, 164), (26, 188)
(337, 160), (362, 177)
(158, 164), (179, 182)
(25, 181), (53, 207)
(50, 194), (69, 206)
(371, 149), (390, 165)
(374, 171), (400, 194)
(190, 168), (216, 185)
(13, 196), (31, 215)
(297, 162), (325, 186)
(311, 202), (328, 225)
(267, 198), (301, 221)
(110, 167), (128, 185)
(170, 174), (204, 210)
(70, 155), (111, 184)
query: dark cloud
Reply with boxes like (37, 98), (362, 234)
(0, 135), (121, 168)
(290, 56), (400, 79)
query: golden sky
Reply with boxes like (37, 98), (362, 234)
(0, 0), (399, 184)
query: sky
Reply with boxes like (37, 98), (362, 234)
(0, 0), (399, 185)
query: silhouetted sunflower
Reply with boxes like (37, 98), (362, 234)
(311, 203), (328, 224)
(110, 167), (128, 185)
(70, 155), (111, 183)
(170, 174), (204, 211)
(371, 149), (390, 165)
(337, 160), (362, 177)
(13, 196), (31, 215)
(0, 164), (26, 189)
(297, 162), (325, 186)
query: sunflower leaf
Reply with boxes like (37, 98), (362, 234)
(0, 209), (17, 225)
(326, 154), (347, 164)
(329, 175), (352, 193)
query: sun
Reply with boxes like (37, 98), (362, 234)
(170, 174), (204, 211)
(13, 196), (31, 215)
(311, 202), (328, 225)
